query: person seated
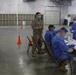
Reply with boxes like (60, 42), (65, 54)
(44, 25), (60, 46)
(70, 20), (76, 40)
(51, 27), (75, 72)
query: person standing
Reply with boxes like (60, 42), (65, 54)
(63, 15), (71, 26)
(67, 15), (71, 26)
(31, 12), (43, 57)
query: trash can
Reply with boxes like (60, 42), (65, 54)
(22, 21), (26, 26)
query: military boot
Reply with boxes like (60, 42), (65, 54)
(59, 63), (68, 72)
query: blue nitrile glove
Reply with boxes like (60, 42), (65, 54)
(70, 29), (74, 33)
(68, 44), (75, 48)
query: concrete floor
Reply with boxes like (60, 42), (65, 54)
(0, 25), (74, 75)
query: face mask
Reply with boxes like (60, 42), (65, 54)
(38, 15), (42, 19)
(52, 29), (55, 32)
(62, 34), (65, 38)
(53, 28), (55, 31)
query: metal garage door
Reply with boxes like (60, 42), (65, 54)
(45, 6), (60, 25)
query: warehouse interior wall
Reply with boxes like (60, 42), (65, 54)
(0, 0), (56, 14)
(68, 0), (76, 14)
(61, 6), (68, 24)
(0, 0), (75, 25)
(61, 0), (76, 24)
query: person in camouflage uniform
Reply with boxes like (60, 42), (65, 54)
(31, 12), (43, 57)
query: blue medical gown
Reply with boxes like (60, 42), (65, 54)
(44, 30), (60, 45)
(51, 34), (74, 60)
(71, 23), (76, 40)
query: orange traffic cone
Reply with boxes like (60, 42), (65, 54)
(20, 25), (23, 29)
(17, 36), (22, 44)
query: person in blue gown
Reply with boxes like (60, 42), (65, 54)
(44, 25), (60, 46)
(51, 27), (75, 72)
(70, 21), (76, 40)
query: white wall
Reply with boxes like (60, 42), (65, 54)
(0, 0), (70, 25)
(0, 0), (56, 14)
(61, 6), (68, 24)
(0, 0), (60, 24)
(68, 0), (76, 14)
(60, 0), (76, 24)
(0, 0), (17, 14)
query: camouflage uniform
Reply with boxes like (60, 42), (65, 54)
(31, 19), (43, 55)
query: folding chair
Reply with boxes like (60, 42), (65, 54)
(43, 39), (56, 68)
(31, 36), (46, 63)
(27, 36), (33, 55)
(43, 39), (73, 75)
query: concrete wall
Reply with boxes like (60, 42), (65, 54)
(60, 0), (76, 24)
(61, 6), (68, 24)
(68, 0), (76, 14)
(0, 0), (17, 14)
(0, 0), (60, 25)
(0, 0), (56, 14)
(1, 0), (76, 24)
